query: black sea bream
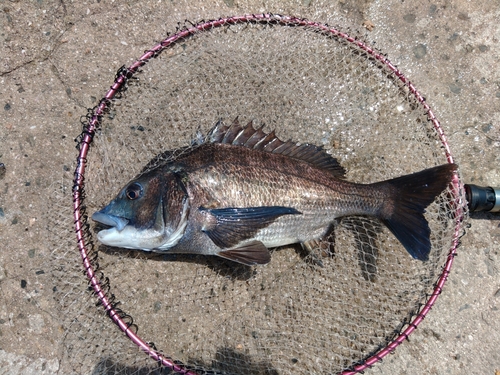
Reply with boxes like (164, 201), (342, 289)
(92, 119), (457, 265)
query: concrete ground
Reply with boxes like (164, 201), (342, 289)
(0, 0), (499, 374)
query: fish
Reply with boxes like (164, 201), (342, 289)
(91, 118), (457, 266)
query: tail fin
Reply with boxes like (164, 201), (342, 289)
(376, 164), (457, 261)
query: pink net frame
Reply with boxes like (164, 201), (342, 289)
(72, 14), (465, 375)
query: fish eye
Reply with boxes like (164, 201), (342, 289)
(125, 183), (143, 200)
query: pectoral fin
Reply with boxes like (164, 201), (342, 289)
(200, 206), (301, 248)
(218, 241), (271, 265)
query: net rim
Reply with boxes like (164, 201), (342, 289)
(72, 13), (465, 375)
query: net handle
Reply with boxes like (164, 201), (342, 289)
(73, 13), (465, 374)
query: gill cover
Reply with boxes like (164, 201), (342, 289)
(92, 171), (190, 251)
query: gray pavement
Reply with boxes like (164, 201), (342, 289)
(0, 1), (498, 374)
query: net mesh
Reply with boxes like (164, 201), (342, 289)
(47, 18), (466, 375)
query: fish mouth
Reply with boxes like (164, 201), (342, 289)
(90, 204), (172, 251)
(91, 211), (129, 231)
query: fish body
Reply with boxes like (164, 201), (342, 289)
(92, 119), (457, 265)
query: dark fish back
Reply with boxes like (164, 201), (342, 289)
(206, 118), (346, 178)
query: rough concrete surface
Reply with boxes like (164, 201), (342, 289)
(0, 0), (499, 374)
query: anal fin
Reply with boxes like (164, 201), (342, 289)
(218, 241), (271, 265)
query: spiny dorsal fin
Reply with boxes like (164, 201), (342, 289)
(208, 118), (346, 178)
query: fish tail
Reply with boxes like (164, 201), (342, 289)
(376, 164), (457, 261)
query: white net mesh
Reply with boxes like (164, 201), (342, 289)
(48, 19), (465, 375)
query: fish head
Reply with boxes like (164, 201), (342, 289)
(91, 170), (190, 251)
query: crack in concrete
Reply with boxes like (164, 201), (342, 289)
(1, 0), (69, 77)
(47, 58), (87, 110)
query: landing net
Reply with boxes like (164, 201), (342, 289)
(60, 14), (466, 375)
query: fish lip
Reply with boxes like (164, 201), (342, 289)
(91, 211), (129, 231)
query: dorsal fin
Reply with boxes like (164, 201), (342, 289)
(207, 118), (346, 178)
